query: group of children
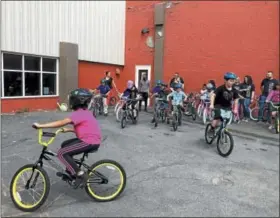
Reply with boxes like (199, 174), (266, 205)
(90, 78), (189, 121)
(32, 73), (279, 187)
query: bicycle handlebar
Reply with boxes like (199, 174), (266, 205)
(267, 101), (280, 109)
(32, 125), (64, 147)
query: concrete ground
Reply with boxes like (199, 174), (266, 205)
(1, 111), (279, 217)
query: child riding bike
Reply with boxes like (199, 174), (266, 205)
(150, 80), (171, 123)
(32, 88), (102, 187)
(265, 81), (280, 130)
(166, 83), (188, 124)
(90, 79), (111, 115)
(121, 80), (139, 119)
(208, 72), (239, 136)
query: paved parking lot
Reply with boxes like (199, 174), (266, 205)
(1, 111), (279, 217)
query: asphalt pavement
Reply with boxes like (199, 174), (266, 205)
(1, 111), (279, 217)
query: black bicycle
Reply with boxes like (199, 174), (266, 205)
(10, 127), (126, 212)
(183, 93), (197, 121)
(204, 108), (234, 157)
(153, 98), (168, 128)
(171, 104), (182, 131)
(88, 94), (105, 117)
(120, 98), (139, 129)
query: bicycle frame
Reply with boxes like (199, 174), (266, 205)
(122, 99), (139, 120)
(27, 129), (107, 188)
(209, 110), (231, 142)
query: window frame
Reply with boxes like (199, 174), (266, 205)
(1, 52), (59, 99)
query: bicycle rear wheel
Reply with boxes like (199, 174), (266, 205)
(10, 164), (50, 212)
(197, 104), (203, 118)
(109, 97), (117, 106)
(217, 131), (234, 157)
(85, 159), (126, 202)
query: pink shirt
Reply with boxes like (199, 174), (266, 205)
(266, 90), (280, 103)
(70, 109), (102, 145)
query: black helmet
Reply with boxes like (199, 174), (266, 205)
(69, 88), (92, 110)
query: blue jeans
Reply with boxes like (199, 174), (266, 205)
(243, 98), (251, 118)
(258, 95), (270, 121)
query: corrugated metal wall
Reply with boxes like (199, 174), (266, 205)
(1, 1), (126, 65)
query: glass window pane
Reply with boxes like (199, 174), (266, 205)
(24, 56), (41, 71)
(3, 71), (23, 96)
(25, 73), (41, 96)
(43, 74), (56, 95)
(3, 53), (22, 70)
(43, 58), (56, 72)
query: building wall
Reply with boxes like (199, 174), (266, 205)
(1, 97), (58, 113)
(163, 1), (279, 93)
(78, 1), (159, 93)
(2, 1), (279, 113)
(1, 1), (125, 65)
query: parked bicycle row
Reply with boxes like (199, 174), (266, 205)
(87, 76), (280, 134)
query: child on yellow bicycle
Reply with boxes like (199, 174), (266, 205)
(33, 88), (101, 186)
(266, 81), (280, 130)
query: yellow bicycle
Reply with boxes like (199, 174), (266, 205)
(10, 127), (127, 212)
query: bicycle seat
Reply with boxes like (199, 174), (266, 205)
(84, 146), (99, 154)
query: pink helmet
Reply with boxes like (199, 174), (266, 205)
(127, 80), (134, 89)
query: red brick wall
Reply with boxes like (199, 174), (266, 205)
(78, 61), (124, 96)
(124, 1), (160, 84)
(1, 97), (58, 113)
(163, 1), (279, 94)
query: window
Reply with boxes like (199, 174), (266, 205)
(3, 71), (23, 96)
(43, 74), (56, 95)
(1, 52), (58, 98)
(24, 56), (40, 71)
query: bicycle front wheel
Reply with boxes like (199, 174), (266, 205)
(85, 159), (126, 202)
(172, 113), (178, 131)
(250, 107), (259, 121)
(121, 114), (126, 129)
(275, 116), (280, 134)
(217, 131), (234, 157)
(116, 106), (122, 122)
(10, 164), (50, 212)
(202, 108), (208, 125)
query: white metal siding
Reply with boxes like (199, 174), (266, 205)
(1, 1), (126, 65)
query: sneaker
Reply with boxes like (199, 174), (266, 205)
(268, 125), (273, 130)
(244, 119), (248, 122)
(74, 171), (88, 188)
